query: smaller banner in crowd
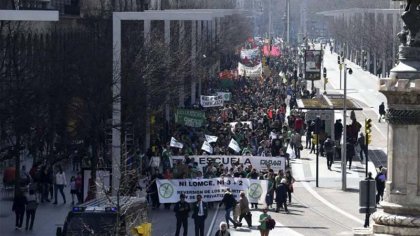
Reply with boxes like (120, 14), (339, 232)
(156, 178), (268, 203)
(175, 109), (206, 128)
(205, 134), (218, 143)
(263, 45), (281, 57)
(218, 70), (237, 80)
(170, 137), (183, 149)
(240, 48), (260, 60)
(230, 121), (253, 132)
(171, 155), (287, 173)
(228, 139), (241, 153)
(238, 62), (262, 78)
(201, 141), (213, 154)
(200, 95), (224, 108)
(216, 92), (232, 101)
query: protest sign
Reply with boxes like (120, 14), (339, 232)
(200, 95), (224, 108)
(201, 141), (213, 154)
(228, 139), (241, 153)
(156, 178), (268, 203)
(216, 92), (232, 101)
(170, 137), (183, 149)
(175, 109), (206, 127)
(205, 134), (218, 143)
(171, 155), (286, 173)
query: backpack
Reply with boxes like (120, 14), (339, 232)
(266, 218), (276, 230)
(324, 139), (334, 153)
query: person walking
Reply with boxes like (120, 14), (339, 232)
(285, 170), (295, 204)
(192, 194), (207, 236)
(75, 172), (83, 204)
(53, 165), (67, 204)
(238, 191), (252, 228)
(378, 102), (386, 122)
(357, 133), (368, 162)
(12, 189), (27, 230)
(25, 189), (38, 231)
(214, 222), (231, 236)
(174, 193), (190, 236)
(69, 176), (78, 205)
(219, 189), (240, 229)
(292, 131), (302, 159)
(275, 179), (289, 213)
(258, 208), (271, 236)
(346, 142), (355, 170)
(375, 167), (387, 204)
(334, 119), (343, 145)
(324, 136), (335, 170)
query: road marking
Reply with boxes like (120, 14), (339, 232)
(206, 205), (220, 236)
(300, 181), (364, 225)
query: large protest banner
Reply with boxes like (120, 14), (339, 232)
(156, 178), (268, 203)
(238, 62), (262, 78)
(171, 155), (286, 173)
(175, 109), (206, 127)
(200, 95), (224, 107)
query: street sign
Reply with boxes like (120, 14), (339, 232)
(304, 50), (322, 81)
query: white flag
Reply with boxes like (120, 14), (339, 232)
(201, 141), (213, 154)
(228, 138), (241, 153)
(205, 135), (218, 143)
(170, 137), (183, 149)
(269, 131), (277, 140)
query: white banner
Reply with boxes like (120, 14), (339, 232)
(170, 137), (184, 149)
(228, 139), (241, 153)
(230, 121), (253, 132)
(156, 178), (268, 203)
(200, 95), (224, 108)
(171, 155), (287, 173)
(240, 48), (260, 60)
(238, 62), (262, 78)
(205, 135), (218, 143)
(201, 141), (213, 154)
(216, 92), (232, 101)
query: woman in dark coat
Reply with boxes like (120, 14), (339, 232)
(12, 189), (27, 230)
(275, 178), (289, 213)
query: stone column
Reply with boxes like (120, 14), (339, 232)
(373, 11), (420, 234)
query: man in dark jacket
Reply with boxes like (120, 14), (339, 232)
(275, 178), (289, 213)
(12, 190), (27, 230)
(219, 189), (240, 229)
(192, 194), (207, 236)
(174, 194), (190, 236)
(334, 119), (343, 145)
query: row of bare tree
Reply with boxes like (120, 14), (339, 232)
(0, 12), (251, 194)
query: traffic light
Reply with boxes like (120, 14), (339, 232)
(365, 118), (372, 145)
(325, 77), (328, 84)
(337, 56), (341, 64)
(323, 68), (327, 78)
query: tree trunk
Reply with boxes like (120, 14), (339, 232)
(14, 135), (21, 195)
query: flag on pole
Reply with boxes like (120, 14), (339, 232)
(228, 138), (241, 153)
(205, 135), (218, 143)
(201, 141), (213, 154)
(170, 137), (184, 149)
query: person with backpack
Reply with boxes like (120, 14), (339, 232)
(275, 179), (289, 213)
(324, 136), (335, 170)
(375, 167), (387, 204)
(219, 188), (240, 229)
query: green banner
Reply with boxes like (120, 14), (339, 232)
(175, 109), (206, 127)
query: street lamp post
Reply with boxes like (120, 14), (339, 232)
(341, 64), (352, 191)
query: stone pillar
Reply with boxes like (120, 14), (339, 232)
(373, 9), (420, 233)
